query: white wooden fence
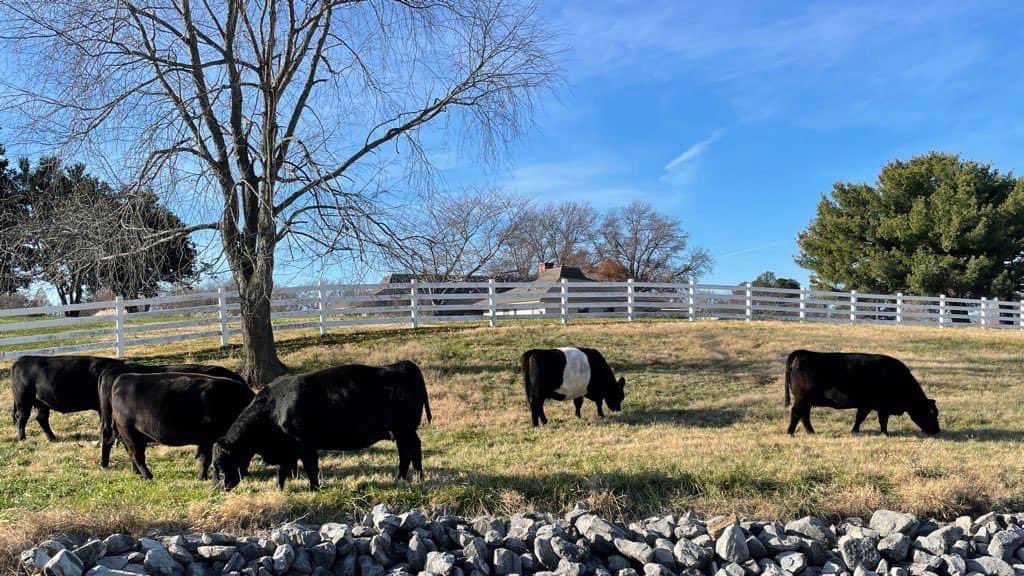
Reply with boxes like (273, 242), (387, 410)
(2, 280), (1022, 360)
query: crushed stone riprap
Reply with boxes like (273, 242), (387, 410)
(18, 505), (1024, 576)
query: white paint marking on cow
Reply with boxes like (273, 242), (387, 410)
(555, 347), (591, 399)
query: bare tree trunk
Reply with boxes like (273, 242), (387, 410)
(236, 266), (286, 385)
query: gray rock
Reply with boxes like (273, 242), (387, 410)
(821, 560), (844, 575)
(359, 556), (386, 576)
(853, 567), (878, 576)
(914, 537), (946, 558)
(44, 550), (84, 576)
(202, 534), (236, 546)
(942, 554), (966, 576)
(759, 560), (787, 576)
(72, 540), (106, 568)
(373, 505), (402, 536)
(84, 568), (138, 576)
(642, 564), (672, 576)
(553, 537), (587, 563)
(746, 537), (767, 560)
(716, 525), (750, 564)
(651, 543), (674, 569)
(166, 544), (193, 565)
(224, 552), (246, 573)
(778, 552), (807, 574)
(788, 518), (837, 546)
(521, 552), (538, 573)
(321, 525), (353, 554)
(493, 549), (522, 576)
(870, 513), (919, 538)
(616, 570), (640, 576)
(139, 539), (164, 553)
(143, 547), (177, 576)
(121, 564), (144, 575)
(987, 531), (1024, 562)
(310, 541), (336, 569)
(334, 553), (357, 576)
(535, 538), (561, 570)
(889, 568), (907, 576)
(371, 535), (392, 566)
(401, 511), (429, 532)
(839, 535), (881, 572)
(556, 559), (583, 576)
(425, 552), (455, 576)
(715, 562), (745, 576)
(22, 547), (52, 573)
(104, 536), (135, 556)
(607, 556), (631, 573)
(292, 547), (313, 575)
(96, 556), (130, 571)
(965, 557), (1014, 576)
(674, 538), (711, 569)
(272, 544), (294, 574)
(576, 515), (629, 555)
(473, 517), (507, 539)
(614, 538), (654, 565)
(878, 534), (910, 562)
(407, 535), (429, 572)
(198, 546), (236, 562)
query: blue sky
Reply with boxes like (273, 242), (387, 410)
(434, 0), (1024, 285)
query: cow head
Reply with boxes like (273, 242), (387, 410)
(605, 376), (626, 412)
(213, 442), (244, 490)
(909, 398), (940, 435)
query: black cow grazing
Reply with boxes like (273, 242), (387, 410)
(109, 372), (254, 480)
(520, 347), (626, 427)
(784, 349), (940, 436)
(10, 355), (124, 441)
(98, 362), (246, 467)
(213, 361), (432, 491)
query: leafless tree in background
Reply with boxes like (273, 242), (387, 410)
(598, 201), (711, 282)
(499, 201), (599, 277)
(393, 189), (530, 281)
(0, 0), (558, 383)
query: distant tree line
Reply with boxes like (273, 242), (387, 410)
(0, 148), (201, 313)
(394, 192), (712, 283)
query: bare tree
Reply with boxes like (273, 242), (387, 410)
(499, 200), (599, 277)
(598, 201), (711, 282)
(0, 1), (558, 382)
(393, 188), (530, 281)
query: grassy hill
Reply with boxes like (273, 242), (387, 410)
(2, 319), (1023, 564)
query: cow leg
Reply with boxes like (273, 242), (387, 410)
(786, 404), (802, 435)
(530, 399), (548, 426)
(34, 405), (57, 442)
(595, 400), (605, 418)
(100, 422), (117, 468)
(300, 451), (320, 490)
(878, 412), (890, 435)
(394, 431), (413, 481)
(799, 403), (816, 434)
(14, 402), (31, 442)
(573, 397), (584, 418)
(852, 407), (871, 434)
(411, 433), (424, 480)
(197, 445), (213, 480)
(120, 428), (153, 480)
(276, 462), (293, 490)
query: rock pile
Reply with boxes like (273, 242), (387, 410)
(18, 506), (1024, 576)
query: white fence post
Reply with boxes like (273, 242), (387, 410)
(799, 288), (807, 322)
(688, 278), (695, 321)
(626, 279), (635, 322)
(993, 297), (1000, 328)
(317, 280), (327, 336)
(745, 282), (752, 322)
(559, 278), (568, 325)
(896, 292), (903, 324)
(410, 279), (419, 329)
(1019, 299), (1024, 331)
(488, 279), (497, 328)
(114, 296), (126, 358)
(217, 286), (229, 346)
(939, 294), (946, 327)
(980, 297), (987, 328)
(849, 290), (857, 323)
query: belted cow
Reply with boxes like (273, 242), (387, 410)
(520, 347), (626, 426)
(214, 361), (432, 491)
(784, 349), (940, 436)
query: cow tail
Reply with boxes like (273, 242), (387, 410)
(423, 394), (432, 424)
(520, 351), (533, 409)
(784, 351), (797, 407)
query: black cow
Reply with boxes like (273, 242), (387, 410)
(110, 372), (254, 480)
(98, 362), (246, 467)
(784, 349), (940, 436)
(213, 361), (432, 491)
(10, 355), (124, 441)
(520, 347), (626, 427)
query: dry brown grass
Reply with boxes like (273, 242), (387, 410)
(3, 319), (1024, 571)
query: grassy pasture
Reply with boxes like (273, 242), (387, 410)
(2, 319), (1023, 568)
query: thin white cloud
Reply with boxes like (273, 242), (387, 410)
(664, 128), (724, 172)
(719, 240), (791, 259)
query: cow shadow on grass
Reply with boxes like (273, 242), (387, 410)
(615, 407), (745, 428)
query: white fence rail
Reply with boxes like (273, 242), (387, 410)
(2, 280), (1021, 360)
